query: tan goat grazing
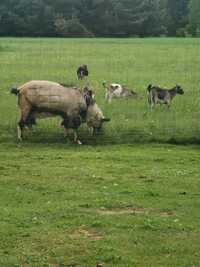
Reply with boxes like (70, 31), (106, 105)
(11, 80), (110, 144)
(87, 102), (110, 135)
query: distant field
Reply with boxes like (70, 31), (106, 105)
(0, 38), (200, 267)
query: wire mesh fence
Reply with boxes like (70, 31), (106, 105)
(1, 37), (200, 145)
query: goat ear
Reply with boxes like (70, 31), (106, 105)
(147, 84), (152, 91)
(85, 95), (92, 106)
(102, 118), (111, 122)
(88, 90), (93, 97)
(102, 81), (107, 88)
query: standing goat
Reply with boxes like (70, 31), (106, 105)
(147, 84), (184, 108)
(77, 65), (89, 80)
(11, 81), (109, 144)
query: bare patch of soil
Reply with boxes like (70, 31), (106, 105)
(70, 227), (103, 241)
(98, 207), (148, 216)
(159, 211), (176, 217)
(98, 208), (177, 218)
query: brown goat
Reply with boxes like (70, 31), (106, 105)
(11, 81), (110, 144)
(11, 81), (91, 144)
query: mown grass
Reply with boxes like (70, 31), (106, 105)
(0, 38), (200, 266)
(1, 143), (200, 267)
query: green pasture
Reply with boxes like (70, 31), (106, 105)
(0, 38), (200, 266)
(0, 37), (200, 144)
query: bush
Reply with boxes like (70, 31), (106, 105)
(176, 28), (187, 37)
(54, 17), (94, 37)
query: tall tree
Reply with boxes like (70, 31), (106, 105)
(188, 0), (200, 36)
(0, 0), (192, 37)
(166, 0), (189, 36)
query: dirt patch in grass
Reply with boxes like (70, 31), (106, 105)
(70, 227), (103, 241)
(98, 207), (148, 216)
(98, 208), (177, 217)
(159, 211), (176, 217)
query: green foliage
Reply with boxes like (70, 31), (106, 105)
(188, 0), (200, 36)
(166, 0), (189, 36)
(0, 0), (194, 37)
(55, 17), (94, 37)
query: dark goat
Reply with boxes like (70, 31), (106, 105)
(77, 65), (89, 80)
(147, 84), (184, 108)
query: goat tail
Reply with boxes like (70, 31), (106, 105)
(10, 86), (19, 95)
(130, 90), (137, 95)
(147, 84), (152, 92)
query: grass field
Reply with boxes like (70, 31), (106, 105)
(0, 38), (200, 266)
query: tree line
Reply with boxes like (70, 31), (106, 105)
(0, 0), (200, 37)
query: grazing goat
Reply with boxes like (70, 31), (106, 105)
(11, 81), (109, 144)
(102, 82), (137, 102)
(77, 65), (89, 80)
(147, 84), (184, 108)
(87, 102), (110, 135)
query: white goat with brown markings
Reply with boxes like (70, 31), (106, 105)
(103, 81), (138, 103)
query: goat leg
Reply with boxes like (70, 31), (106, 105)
(73, 130), (82, 145)
(89, 127), (94, 136)
(17, 124), (23, 141)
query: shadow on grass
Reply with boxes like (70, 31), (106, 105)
(3, 124), (200, 147)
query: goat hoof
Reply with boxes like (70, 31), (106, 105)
(77, 140), (82, 145)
